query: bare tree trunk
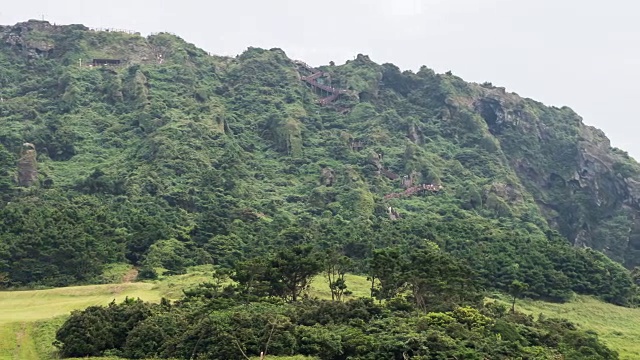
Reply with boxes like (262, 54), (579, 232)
(233, 339), (250, 360)
(370, 276), (376, 298)
(327, 267), (335, 301)
(336, 272), (345, 302)
(263, 321), (276, 357)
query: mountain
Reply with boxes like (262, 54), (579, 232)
(0, 20), (637, 305)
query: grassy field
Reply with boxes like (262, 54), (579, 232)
(0, 265), (214, 360)
(1, 268), (639, 360)
(309, 273), (373, 300)
(505, 295), (640, 360)
(0, 265), (319, 360)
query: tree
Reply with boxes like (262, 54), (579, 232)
(231, 258), (274, 299)
(0, 272), (9, 289)
(369, 248), (406, 301)
(232, 245), (323, 302)
(404, 248), (478, 312)
(509, 280), (529, 313)
(270, 245), (323, 302)
(142, 238), (193, 274)
(54, 298), (153, 358)
(0, 144), (13, 194)
(325, 248), (352, 302)
(631, 267), (640, 286)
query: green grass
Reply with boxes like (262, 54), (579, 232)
(308, 273), (372, 300)
(0, 265), (213, 326)
(31, 317), (65, 360)
(98, 263), (135, 284)
(0, 266), (214, 360)
(0, 321), (48, 360)
(2, 271), (640, 360)
(502, 295), (640, 360)
(0, 283), (158, 324)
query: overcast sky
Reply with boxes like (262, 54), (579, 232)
(3, 0), (639, 158)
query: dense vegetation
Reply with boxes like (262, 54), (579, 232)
(54, 251), (618, 359)
(56, 299), (618, 359)
(2, 19), (640, 358)
(0, 20), (638, 307)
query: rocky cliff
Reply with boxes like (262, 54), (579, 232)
(466, 84), (640, 266)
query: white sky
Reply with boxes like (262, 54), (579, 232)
(3, 0), (639, 158)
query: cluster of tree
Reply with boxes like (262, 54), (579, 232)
(0, 189), (635, 308)
(227, 243), (480, 311)
(54, 254), (619, 359)
(368, 245), (480, 310)
(58, 300), (619, 359)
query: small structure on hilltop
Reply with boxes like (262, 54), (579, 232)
(92, 58), (122, 66)
(89, 27), (138, 35)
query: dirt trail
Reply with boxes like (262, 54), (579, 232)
(12, 322), (38, 360)
(122, 268), (139, 283)
(14, 322), (26, 357)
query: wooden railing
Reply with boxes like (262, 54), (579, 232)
(90, 27), (137, 35)
(295, 60), (350, 105)
(383, 184), (443, 200)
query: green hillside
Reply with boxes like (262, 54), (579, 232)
(0, 19), (637, 302)
(1, 19), (640, 359)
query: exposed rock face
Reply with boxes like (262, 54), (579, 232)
(320, 168), (336, 186)
(0, 20), (177, 66)
(486, 182), (524, 204)
(17, 143), (37, 187)
(407, 124), (423, 144)
(467, 85), (640, 266)
(1, 20), (60, 59)
(474, 96), (509, 134)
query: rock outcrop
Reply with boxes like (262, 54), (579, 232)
(17, 143), (37, 187)
(465, 85), (640, 266)
(1, 20), (60, 59)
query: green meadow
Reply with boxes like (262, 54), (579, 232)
(1, 267), (639, 359)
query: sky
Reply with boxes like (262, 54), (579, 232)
(2, 0), (640, 158)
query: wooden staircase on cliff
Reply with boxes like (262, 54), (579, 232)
(383, 183), (443, 200)
(294, 60), (351, 105)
